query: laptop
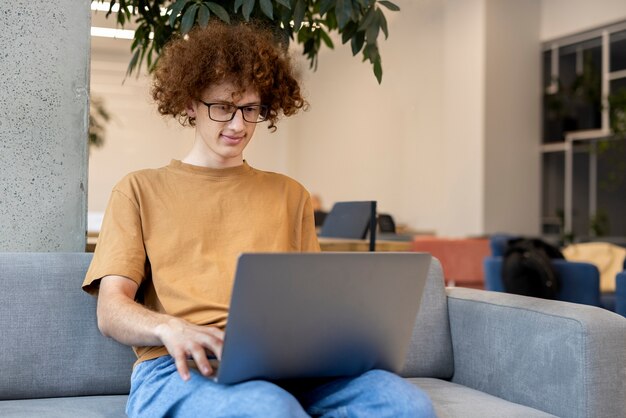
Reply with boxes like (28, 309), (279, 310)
(213, 252), (431, 385)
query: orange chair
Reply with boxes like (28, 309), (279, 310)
(411, 236), (490, 289)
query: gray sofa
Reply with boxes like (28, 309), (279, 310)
(1, 252), (625, 417)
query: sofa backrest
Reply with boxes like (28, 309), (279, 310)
(0, 252), (136, 400)
(0, 252), (454, 400)
(400, 257), (454, 379)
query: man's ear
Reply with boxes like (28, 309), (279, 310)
(186, 101), (197, 118)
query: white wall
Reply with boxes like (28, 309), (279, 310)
(441, 0), (486, 236)
(484, 0), (541, 235)
(89, 38), (191, 213)
(290, 0), (449, 231)
(541, 0), (626, 41)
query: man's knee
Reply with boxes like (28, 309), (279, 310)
(359, 370), (436, 418)
(214, 380), (308, 418)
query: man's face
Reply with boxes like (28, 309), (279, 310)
(188, 82), (262, 168)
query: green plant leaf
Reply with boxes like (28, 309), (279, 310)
(131, 25), (143, 50)
(168, 0), (189, 27)
(351, 31), (365, 55)
(319, 0), (334, 15)
(319, 29), (334, 48)
(341, 21), (357, 44)
(198, 4), (210, 27)
(101, 0), (394, 84)
(378, 0), (399, 11)
(297, 26), (309, 43)
(377, 8), (388, 38)
(243, 0), (255, 21)
(293, 0), (306, 30)
(336, 0), (354, 30)
(118, 0), (132, 21)
(358, 6), (376, 31)
(180, 3), (199, 34)
(207, 2), (230, 23)
(259, 0), (273, 19)
(105, 0), (117, 18)
(125, 48), (141, 78)
(373, 57), (382, 83)
(363, 43), (379, 62)
(365, 13), (380, 44)
(146, 42), (155, 70)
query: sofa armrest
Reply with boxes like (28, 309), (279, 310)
(446, 287), (626, 418)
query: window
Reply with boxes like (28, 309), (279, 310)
(541, 21), (626, 243)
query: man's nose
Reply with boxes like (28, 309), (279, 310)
(228, 108), (246, 130)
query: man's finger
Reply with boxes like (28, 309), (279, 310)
(172, 351), (191, 381)
(199, 333), (224, 360)
(188, 344), (213, 377)
(191, 327), (224, 360)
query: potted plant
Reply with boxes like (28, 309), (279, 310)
(93, 0), (400, 83)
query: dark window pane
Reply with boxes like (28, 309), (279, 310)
(572, 147), (590, 238)
(542, 152), (565, 235)
(558, 46), (577, 88)
(544, 38), (602, 143)
(610, 30), (626, 72)
(596, 139), (626, 236)
(543, 94), (565, 143)
(611, 77), (626, 92)
(574, 46), (602, 131)
(610, 78), (626, 134)
(543, 50), (552, 90)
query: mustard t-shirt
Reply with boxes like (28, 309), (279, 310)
(83, 160), (320, 364)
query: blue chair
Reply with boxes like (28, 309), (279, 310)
(484, 235), (604, 308)
(617, 271), (626, 317)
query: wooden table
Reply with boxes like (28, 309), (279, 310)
(87, 236), (413, 253)
(318, 238), (412, 252)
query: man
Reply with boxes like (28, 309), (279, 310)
(83, 20), (435, 418)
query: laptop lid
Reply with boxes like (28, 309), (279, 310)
(215, 252), (431, 385)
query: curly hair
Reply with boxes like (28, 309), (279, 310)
(151, 20), (306, 131)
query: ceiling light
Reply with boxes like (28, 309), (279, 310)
(90, 26), (135, 40)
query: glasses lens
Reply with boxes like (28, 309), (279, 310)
(242, 105), (268, 123)
(208, 104), (237, 122)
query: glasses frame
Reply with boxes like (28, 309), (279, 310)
(198, 100), (269, 123)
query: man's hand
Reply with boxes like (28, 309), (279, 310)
(97, 275), (224, 382)
(155, 318), (224, 381)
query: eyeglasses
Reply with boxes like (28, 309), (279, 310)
(199, 101), (269, 123)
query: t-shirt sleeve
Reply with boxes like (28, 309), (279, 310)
(300, 195), (321, 252)
(82, 188), (148, 295)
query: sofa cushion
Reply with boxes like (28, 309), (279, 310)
(400, 258), (454, 379)
(0, 253), (136, 400)
(0, 395), (128, 418)
(409, 378), (557, 418)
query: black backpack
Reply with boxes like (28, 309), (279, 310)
(502, 238), (565, 300)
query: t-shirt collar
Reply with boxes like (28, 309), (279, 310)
(167, 159), (253, 178)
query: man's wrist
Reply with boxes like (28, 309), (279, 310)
(154, 316), (188, 342)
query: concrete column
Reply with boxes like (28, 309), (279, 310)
(0, 2), (90, 251)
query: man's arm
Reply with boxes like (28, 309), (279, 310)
(97, 275), (224, 381)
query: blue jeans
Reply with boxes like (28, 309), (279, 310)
(127, 356), (436, 418)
